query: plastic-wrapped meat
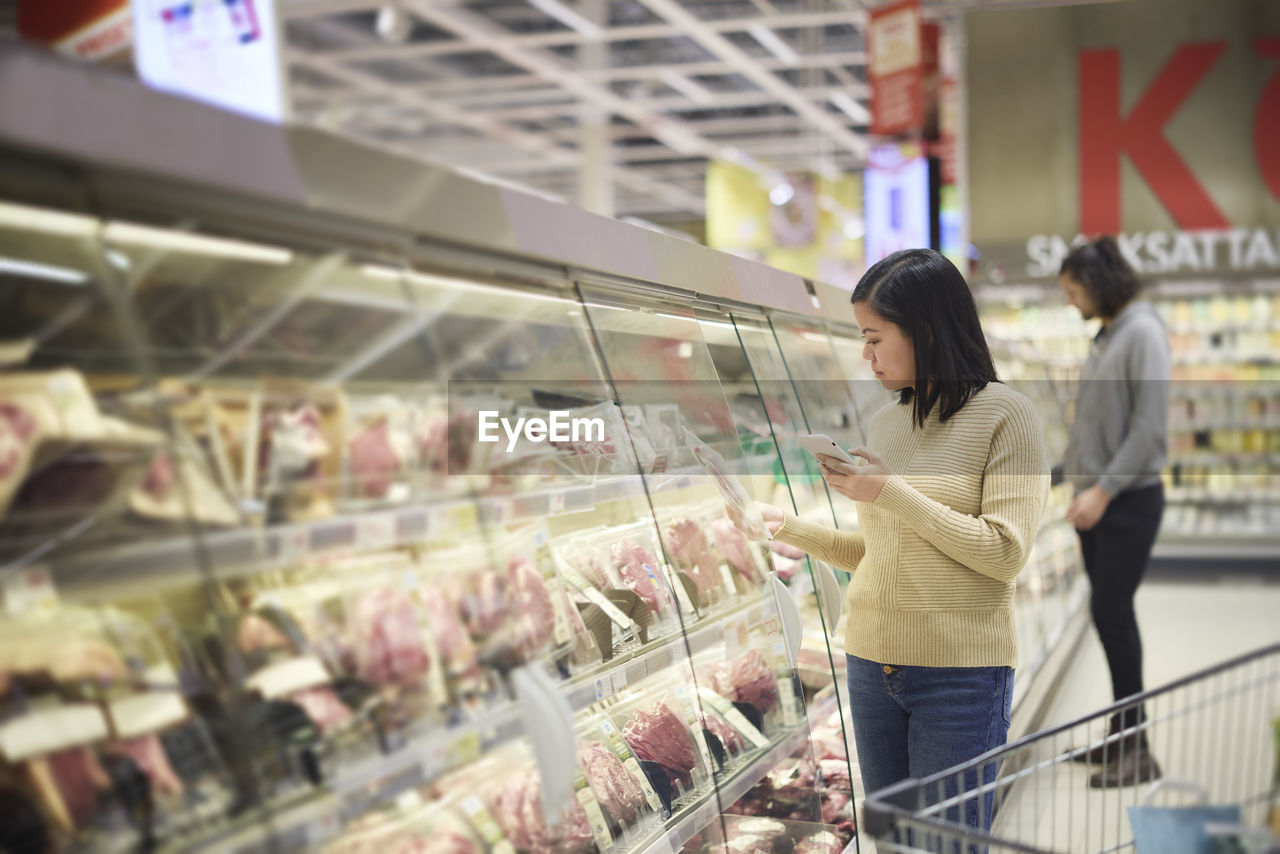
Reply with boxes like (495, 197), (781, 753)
(493, 769), (593, 854)
(726, 835), (772, 854)
(417, 413), (475, 476)
(711, 518), (762, 586)
(353, 587), (430, 688)
(578, 741), (644, 826)
(504, 556), (555, 656)
(609, 540), (673, 618)
(724, 650), (779, 713)
(665, 519), (722, 605)
(813, 731), (847, 761)
(578, 554), (611, 591)
(290, 686), (354, 734)
(43, 746), (108, 829)
(796, 830), (844, 854)
(455, 568), (507, 638)
(264, 404), (329, 482)
(238, 613), (289, 653)
(115, 734), (183, 797)
(350, 417), (400, 499)
(821, 790), (851, 824)
(141, 453), (176, 498)
(419, 585), (480, 682)
(699, 710), (744, 756)
(0, 402), (36, 483)
(818, 758), (852, 791)
(623, 700), (698, 786)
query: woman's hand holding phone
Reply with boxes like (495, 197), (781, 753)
(816, 445), (892, 503)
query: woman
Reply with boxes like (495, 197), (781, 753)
(732, 248), (1048, 829)
(1059, 236), (1169, 789)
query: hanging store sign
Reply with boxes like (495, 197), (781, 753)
(17, 0), (132, 62)
(867, 0), (939, 138)
(132, 0), (287, 124)
(964, 1), (1280, 283)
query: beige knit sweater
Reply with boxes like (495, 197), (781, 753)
(776, 382), (1049, 668)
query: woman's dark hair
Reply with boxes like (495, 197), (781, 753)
(852, 248), (998, 428)
(1059, 236), (1141, 317)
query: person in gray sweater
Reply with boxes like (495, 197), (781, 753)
(1059, 236), (1171, 789)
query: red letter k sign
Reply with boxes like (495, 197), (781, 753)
(1079, 43), (1230, 234)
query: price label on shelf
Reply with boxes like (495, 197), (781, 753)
(595, 677), (608, 701)
(420, 739), (448, 780)
(2, 564), (57, 614)
(576, 773), (615, 851)
(488, 498), (513, 526)
(357, 513), (397, 551)
(611, 668), (628, 695)
(447, 731), (482, 766)
(549, 491), (566, 514)
(276, 526), (310, 566)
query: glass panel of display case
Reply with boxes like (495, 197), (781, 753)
(769, 321), (871, 532)
(826, 329), (893, 442)
(578, 286), (835, 843)
(0, 202), (241, 852)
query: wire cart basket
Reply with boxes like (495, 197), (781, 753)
(864, 643), (1280, 854)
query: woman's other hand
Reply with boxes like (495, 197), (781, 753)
(818, 446), (891, 503)
(725, 500), (784, 539)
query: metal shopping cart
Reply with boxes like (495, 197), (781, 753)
(864, 643), (1280, 854)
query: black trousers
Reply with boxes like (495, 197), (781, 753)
(1077, 483), (1165, 728)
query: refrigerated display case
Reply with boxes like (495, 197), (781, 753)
(0, 43), (1086, 854)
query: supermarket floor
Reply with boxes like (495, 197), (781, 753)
(990, 574), (1280, 853)
(854, 574), (1280, 854)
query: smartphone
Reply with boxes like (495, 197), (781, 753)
(797, 434), (859, 466)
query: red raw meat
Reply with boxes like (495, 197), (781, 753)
(609, 540), (673, 617)
(44, 746), (107, 828)
(724, 650), (779, 713)
(419, 585), (480, 682)
(623, 700), (698, 786)
(665, 519), (723, 605)
(350, 417), (400, 498)
(821, 790), (851, 824)
(352, 587), (431, 688)
(141, 453), (176, 498)
(711, 518), (762, 586)
(290, 686), (354, 734)
(578, 740), (644, 826)
(115, 734), (183, 797)
(493, 769), (593, 854)
(699, 710), (744, 755)
(454, 568), (507, 638)
(0, 402), (35, 479)
(505, 556), (555, 656)
(819, 758), (852, 791)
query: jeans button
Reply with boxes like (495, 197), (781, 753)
(882, 665), (893, 674)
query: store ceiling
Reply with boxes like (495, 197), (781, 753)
(282, 0), (876, 227)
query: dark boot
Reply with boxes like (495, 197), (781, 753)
(1067, 716), (1127, 764)
(1088, 734), (1161, 788)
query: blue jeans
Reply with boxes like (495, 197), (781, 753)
(847, 654), (1014, 833)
